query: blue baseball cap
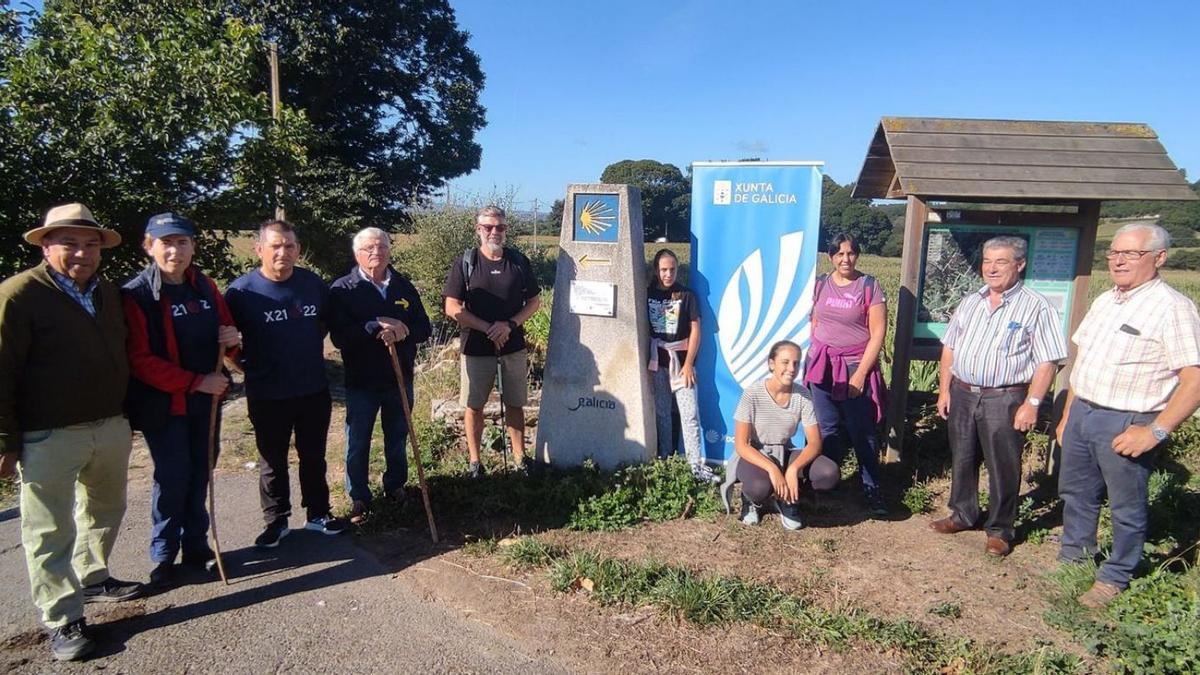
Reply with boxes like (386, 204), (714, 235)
(145, 212), (197, 238)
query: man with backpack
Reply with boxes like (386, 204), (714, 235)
(442, 206), (541, 477)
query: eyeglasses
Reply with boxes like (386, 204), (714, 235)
(1105, 249), (1159, 261)
(478, 224), (508, 232)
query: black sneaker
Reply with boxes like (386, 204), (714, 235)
(468, 460), (485, 479)
(865, 487), (889, 518)
(81, 576), (142, 603)
(254, 519), (290, 548)
(49, 618), (93, 661)
(305, 513), (348, 535)
(148, 562), (176, 590)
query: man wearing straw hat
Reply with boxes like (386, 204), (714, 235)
(0, 203), (144, 662)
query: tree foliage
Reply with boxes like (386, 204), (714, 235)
(599, 159), (690, 241)
(0, 0), (486, 280)
(230, 0), (486, 275)
(1099, 175), (1200, 229)
(0, 0), (308, 280)
(819, 175), (894, 254)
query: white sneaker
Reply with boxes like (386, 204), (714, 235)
(780, 508), (804, 531)
(691, 463), (721, 484)
(740, 502), (760, 526)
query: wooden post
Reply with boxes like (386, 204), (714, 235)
(268, 42), (286, 222)
(1048, 201), (1100, 474)
(884, 195), (929, 461)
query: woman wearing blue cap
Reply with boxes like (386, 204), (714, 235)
(121, 213), (240, 589)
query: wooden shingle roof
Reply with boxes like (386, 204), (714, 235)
(851, 117), (1197, 202)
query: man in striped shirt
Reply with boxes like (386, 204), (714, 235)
(933, 236), (1067, 557)
(1056, 223), (1200, 609)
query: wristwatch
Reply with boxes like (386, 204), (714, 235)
(1026, 397), (1041, 407)
(507, 319), (518, 332)
(1150, 424), (1169, 443)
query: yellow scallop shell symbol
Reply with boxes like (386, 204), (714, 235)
(579, 200), (616, 235)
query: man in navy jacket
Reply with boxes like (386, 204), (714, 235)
(329, 227), (431, 523)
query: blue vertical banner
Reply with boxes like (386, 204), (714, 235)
(690, 161), (824, 463)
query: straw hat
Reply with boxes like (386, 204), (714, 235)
(23, 203), (122, 248)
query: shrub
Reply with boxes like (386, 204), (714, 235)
(568, 457), (720, 531)
(395, 204), (480, 320)
(902, 482), (935, 514)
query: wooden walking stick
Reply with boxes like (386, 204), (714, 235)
(206, 348), (230, 584)
(387, 342), (439, 543)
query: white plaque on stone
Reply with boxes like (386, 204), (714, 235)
(569, 280), (615, 317)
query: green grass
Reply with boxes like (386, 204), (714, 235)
(504, 541), (1083, 674)
(1044, 563), (1199, 674)
(348, 451), (721, 536)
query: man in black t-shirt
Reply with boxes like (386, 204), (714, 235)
(442, 206), (541, 477)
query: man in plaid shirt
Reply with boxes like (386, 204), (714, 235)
(1056, 222), (1200, 608)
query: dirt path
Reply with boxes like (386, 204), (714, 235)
(0, 463), (568, 674)
(1, 362), (1089, 673)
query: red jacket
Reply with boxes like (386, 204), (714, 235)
(122, 266), (239, 417)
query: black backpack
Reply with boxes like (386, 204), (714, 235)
(460, 246), (531, 291)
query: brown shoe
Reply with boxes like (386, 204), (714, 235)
(349, 500), (369, 525)
(1078, 581), (1121, 609)
(985, 536), (1011, 557)
(929, 517), (972, 534)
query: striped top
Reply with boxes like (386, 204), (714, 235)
(734, 379), (817, 451)
(942, 282), (1067, 388)
(1070, 277), (1200, 413)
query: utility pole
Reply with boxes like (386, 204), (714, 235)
(532, 198), (539, 254)
(269, 42), (286, 222)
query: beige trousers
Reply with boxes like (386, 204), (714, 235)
(17, 415), (132, 628)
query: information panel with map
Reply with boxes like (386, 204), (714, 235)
(916, 223), (1078, 340)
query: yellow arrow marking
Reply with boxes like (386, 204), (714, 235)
(579, 254), (612, 267)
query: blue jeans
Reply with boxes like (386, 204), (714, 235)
(652, 368), (703, 465)
(1058, 397), (1158, 589)
(808, 380), (881, 490)
(344, 385), (411, 505)
(142, 395), (215, 564)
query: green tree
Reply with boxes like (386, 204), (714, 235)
(231, 0), (487, 274)
(599, 159), (690, 241)
(544, 198), (564, 232)
(0, 0), (310, 280)
(819, 175), (893, 254)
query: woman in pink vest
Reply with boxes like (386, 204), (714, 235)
(803, 234), (889, 516)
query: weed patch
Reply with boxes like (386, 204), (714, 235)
(516, 542), (1081, 674)
(1044, 563), (1199, 674)
(568, 457), (721, 531)
(902, 481), (935, 514)
(354, 456), (717, 536)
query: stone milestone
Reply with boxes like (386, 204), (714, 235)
(534, 184), (656, 469)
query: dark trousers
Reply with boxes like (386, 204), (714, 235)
(143, 394), (216, 563)
(344, 383), (411, 505)
(1058, 398), (1158, 589)
(947, 385), (1025, 541)
(737, 452), (840, 506)
(247, 389), (332, 523)
(809, 381), (882, 490)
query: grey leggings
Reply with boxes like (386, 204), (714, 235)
(737, 451), (839, 506)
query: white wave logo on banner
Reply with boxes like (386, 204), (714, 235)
(717, 231), (814, 389)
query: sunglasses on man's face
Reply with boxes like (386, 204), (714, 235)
(478, 224), (508, 232)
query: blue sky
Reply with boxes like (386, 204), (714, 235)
(448, 0), (1200, 209)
